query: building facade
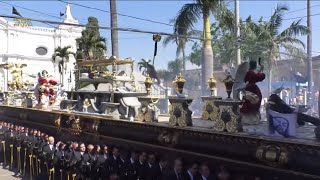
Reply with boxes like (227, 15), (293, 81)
(0, 4), (82, 91)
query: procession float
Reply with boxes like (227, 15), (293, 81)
(0, 59), (320, 180)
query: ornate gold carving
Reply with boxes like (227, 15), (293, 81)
(169, 102), (192, 127)
(172, 73), (186, 94)
(157, 130), (178, 147)
(66, 115), (82, 136)
(138, 97), (159, 122)
(215, 105), (238, 133)
(92, 119), (100, 133)
(202, 111), (209, 120)
(144, 74), (153, 95)
(256, 144), (289, 167)
(13, 18), (32, 27)
(207, 75), (217, 96)
(223, 73), (235, 99)
(202, 101), (219, 121)
(54, 116), (61, 128)
(82, 98), (91, 113)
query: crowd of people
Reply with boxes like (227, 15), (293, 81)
(0, 121), (264, 180)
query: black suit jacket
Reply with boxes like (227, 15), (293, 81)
(42, 144), (56, 168)
(134, 161), (149, 180)
(162, 169), (189, 180)
(194, 174), (218, 180)
(146, 163), (161, 180)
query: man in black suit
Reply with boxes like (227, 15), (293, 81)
(82, 144), (97, 179)
(146, 152), (161, 180)
(93, 145), (108, 180)
(106, 146), (121, 174)
(118, 150), (130, 180)
(195, 163), (217, 180)
(135, 151), (149, 180)
(162, 158), (188, 180)
(42, 136), (56, 178)
(127, 150), (139, 180)
(72, 142), (86, 180)
(186, 161), (199, 180)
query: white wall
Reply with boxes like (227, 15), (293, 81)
(0, 18), (82, 91)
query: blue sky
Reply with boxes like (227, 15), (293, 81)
(0, 0), (319, 70)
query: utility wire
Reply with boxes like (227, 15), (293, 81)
(0, 14), (209, 41)
(0, 0), (63, 20)
(57, 0), (175, 27)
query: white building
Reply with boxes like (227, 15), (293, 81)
(0, 4), (82, 91)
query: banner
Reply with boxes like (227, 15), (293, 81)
(267, 109), (297, 137)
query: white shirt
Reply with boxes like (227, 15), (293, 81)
(49, 144), (53, 150)
(130, 158), (135, 164)
(201, 175), (207, 180)
(80, 152), (84, 156)
(187, 171), (194, 180)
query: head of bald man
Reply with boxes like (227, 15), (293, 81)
(87, 144), (94, 152)
(48, 136), (54, 145)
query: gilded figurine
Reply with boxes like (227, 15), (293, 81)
(83, 98), (91, 113)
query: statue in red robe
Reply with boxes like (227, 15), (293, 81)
(37, 70), (58, 105)
(240, 60), (265, 125)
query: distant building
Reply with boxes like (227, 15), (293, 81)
(0, 4), (82, 91)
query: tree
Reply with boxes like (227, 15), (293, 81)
(258, 4), (309, 93)
(173, 0), (225, 95)
(52, 46), (75, 85)
(137, 58), (151, 75)
(76, 17), (107, 60)
(163, 27), (201, 73)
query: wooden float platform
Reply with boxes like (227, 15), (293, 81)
(0, 105), (319, 179)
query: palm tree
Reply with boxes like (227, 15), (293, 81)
(76, 30), (107, 60)
(137, 58), (151, 75)
(173, 0), (225, 95)
(163, 28), (201, 73)
(258, 4), (309, 93)
(110, 0), (119, 58)
(52, 46), (75, 85)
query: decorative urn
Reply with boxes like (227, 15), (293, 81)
(207, 75), (217, 96)
(173, 73), (186, 94)
(223, 73), (235, 99)
(144, 74), (154, 95)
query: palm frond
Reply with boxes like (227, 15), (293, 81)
(279, 19), (309, 38)
(173, 3), (202, 35)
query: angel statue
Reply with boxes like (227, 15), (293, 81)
(234, 59), (265, 125)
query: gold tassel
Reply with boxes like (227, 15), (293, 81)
(60, 169), (63, 180)
(49, 168), (54, 180)
(38, 159), (41, 174)
(1, 141), (6, 167)
(67, 172), (70, 180)
(72, 173), (76, 180)
(17, 146), (21, 175)
(23, 148), (27, 176)
(29, 155), (33, 180)
(9, 144), (13, 170)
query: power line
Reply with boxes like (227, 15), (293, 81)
(0, 14), (208, 41)
(0, 0), (63, 20)
(253, 4), (320, 22)
(57, 0), (175, 28)
(283, 12), (320, 21)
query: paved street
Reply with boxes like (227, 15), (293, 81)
(0, 167), (20, 180)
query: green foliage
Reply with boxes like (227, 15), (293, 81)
(76, 16), (107, 60)
(187, 4), (308, 71)
(137, 58), (151, 75)
(52, 46), (75, 74)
